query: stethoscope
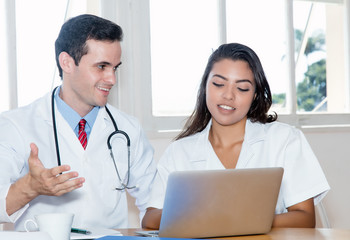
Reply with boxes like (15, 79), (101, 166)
(51, 86), (136, 190)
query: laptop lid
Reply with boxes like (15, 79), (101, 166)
(158, 167), (284, 238)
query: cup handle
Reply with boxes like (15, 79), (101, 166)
(24, 219), (38, 232)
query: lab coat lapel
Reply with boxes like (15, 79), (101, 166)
(56, 109), (85, 155)
(87, 106), (109, 148)
(39, 92), (54, 125)
(236, 120), (266, 168)
(41, 91), (85, 155)
(189, 122), (212, 170)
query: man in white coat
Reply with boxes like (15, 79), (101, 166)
(0, 14), (156, 230)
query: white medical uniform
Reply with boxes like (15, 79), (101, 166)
(0, 92), (156, 230)
(147, 119), (330, 214)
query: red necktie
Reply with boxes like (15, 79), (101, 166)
(78, 119), (87, 149)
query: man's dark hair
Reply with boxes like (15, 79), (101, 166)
(55, 14), (123, 78)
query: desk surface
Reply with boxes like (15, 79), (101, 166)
(117, 228), (350, 240)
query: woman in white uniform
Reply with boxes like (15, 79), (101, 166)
(142, 43), (330, 229)
(0, 14), (156, 230)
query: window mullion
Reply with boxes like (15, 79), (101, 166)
(344, 0), (350, 111)
(218, 0), (227, 44)
(6, 0), (18, 110)
(285, 0), (298, 122)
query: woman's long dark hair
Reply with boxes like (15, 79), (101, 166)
(176, 43), (277, 140)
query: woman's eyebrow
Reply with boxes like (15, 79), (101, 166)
(212, 74), (253, 85)
(236, 79), (254, 85)
(212, 74), (227, 80)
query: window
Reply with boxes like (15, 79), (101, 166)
(138, 0), (350, 135)
(149, 0), (220, 116)
(15, 0), (69, 106)
(225, 0), (288, 114)
(2, 0), (350, 136)
(0, 0), (91, 112)
(287, 0), (350, 127)
(0, 0), (13, 112)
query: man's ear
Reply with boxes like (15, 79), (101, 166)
(58, 52), (75, 74)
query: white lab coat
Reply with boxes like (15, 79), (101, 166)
(147, 119), (330, 214)
(0, 92), (156, 230)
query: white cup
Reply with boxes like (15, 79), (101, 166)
(24, 213), (74, 240)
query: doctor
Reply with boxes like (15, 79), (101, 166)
(0, 14), (156, 230)
(142, 43), (330, 229)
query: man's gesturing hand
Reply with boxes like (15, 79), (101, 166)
(26, 143), (85, 198)
(6, 143), (86, 215)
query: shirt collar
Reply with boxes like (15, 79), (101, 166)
(54, 86), (99, 133)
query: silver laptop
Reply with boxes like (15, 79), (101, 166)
(137, 167), (283, 238)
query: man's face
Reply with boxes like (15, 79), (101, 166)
(61, 39), (122, 116)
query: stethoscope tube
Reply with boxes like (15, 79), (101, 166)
(105, 106), (135, 190)
(52, 86), (62, 166)
(51, 87), (135, 190)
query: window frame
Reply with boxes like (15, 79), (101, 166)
(3, 1), (350, 138)
(108, 0), (350, 138)
(2, 0), (18, 111)
(1, 0), (97, 112)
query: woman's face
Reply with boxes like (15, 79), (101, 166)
(206, 59), (256, 127)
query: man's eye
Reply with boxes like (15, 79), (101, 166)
(98, 65), (105, 70)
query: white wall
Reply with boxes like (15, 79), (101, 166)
(303, 128), (350, 229)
